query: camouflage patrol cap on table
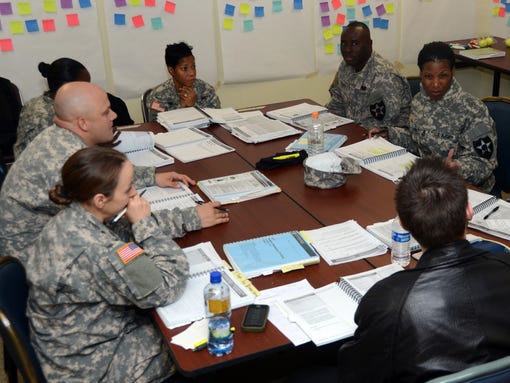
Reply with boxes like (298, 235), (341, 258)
(304, 152), (361, 189)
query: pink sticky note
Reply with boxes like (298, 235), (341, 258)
(42, 18), (56, 31)
(0, 38), (13, 51)
(132, 14), (144, 27)
(66, 13), (79, 26)
(145, 0), (155, 6)
(336, 13), (346, 25)
(164, 1), (175, 13)
(358, 0), (366, 3)
(331, 0), (342, 9)
(499, 6), (506, 17)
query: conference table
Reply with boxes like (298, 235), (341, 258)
(446, 36), (510, 96)
(134, 99), (508, 380)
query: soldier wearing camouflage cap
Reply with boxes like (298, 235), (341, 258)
(326, 21), (412, 130)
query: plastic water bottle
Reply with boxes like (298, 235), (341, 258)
(308, 111), (324, 156)
(204, 271), (233, 356)
(391, 216), (410, 267)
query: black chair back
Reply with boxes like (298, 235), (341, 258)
(0, 77), (23, 163)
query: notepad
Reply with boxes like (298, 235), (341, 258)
(114, 131), (174, 167)
(335, 137), (419, 182)
(303, 220), (388, 266)
(156, 242), (257, 329)
(468, 189), (510, 240)
(278, 263), (403, 346)
(223, 231), (320, 278)
(198, 170), (281, 204)
(154, 127), (235, 163)
(266, 102), (354, 131)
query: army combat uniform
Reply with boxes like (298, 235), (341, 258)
(146, 78), (221, 122)
(388, 78), (497, 193)
(0, 125), (202, 264)
(326, 52), (412, 129)
(26, 202), (189, 382)
(13, 94), (54, 158)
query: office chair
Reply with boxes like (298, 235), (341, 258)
(426, 356), (510, 383)
(407, 76), (421, 97)
(482, 97), (510, 197)
(0, 77), (23, 164)
(0, 257), (47, 383)
(141, 87), (153, 123)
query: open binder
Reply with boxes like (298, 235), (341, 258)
(114, 131), (174, 167)
(139, 183), (200, 212)
(468, 189), (510, 240)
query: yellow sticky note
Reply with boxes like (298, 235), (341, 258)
(10, 21), (25, 34)
(332, 24), (342, 35)
(240, 3), (250, 15)
(325, 43), (335, 54)
(322, 28), (333, 41)
(492, 6), (499, 16)
(43, 0), (57, 13)
(129, 0), (142, 6)
(18, 2), (32, 15)
(223, 17), (234, 30)
(386, 3), (395, 14)
(346, 0), (355, 6)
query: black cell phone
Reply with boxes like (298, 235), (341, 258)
(241, 304), (269, 332)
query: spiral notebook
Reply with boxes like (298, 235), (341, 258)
(468, 189), (510, 240)
(156, 242), (257, 329)
(114, 131), (174, 167)
(223, 231), (320, 278)
(278, 263), (403, 346)
(139, 183), (201, 212)
(366, 219), (421, 253)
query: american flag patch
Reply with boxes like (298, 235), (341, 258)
(116, 242), (144, 265)
(150, 101), (165, 112)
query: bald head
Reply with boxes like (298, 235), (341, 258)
(54, 82), (117, 146)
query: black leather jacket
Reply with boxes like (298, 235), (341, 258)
(338, 240), (510, 383)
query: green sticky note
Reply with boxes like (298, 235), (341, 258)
(18, 2), (32, 15)
(10, 20), (25, 34)
(243, 19), (254, 32)
(272, 0), (282, 12)
(43, 0), (57, 13)
(223, 17), (233, 30)
(151, 16), (162, 30)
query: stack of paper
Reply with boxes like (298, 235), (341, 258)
(157, 107), (210, 130)
(223, 111), (301, 143)
(266, 102), (353, 131)
(303, 220), (388, 266)
(365, 218), (421, 252)
(200, 107), (245, 124)
(198, 170), (281, 204)
(154, 128), (235, 163)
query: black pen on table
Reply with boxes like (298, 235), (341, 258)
(194, 199), (229, 212)
(483, 206), (499, 220)
(112, 189), (147, 223)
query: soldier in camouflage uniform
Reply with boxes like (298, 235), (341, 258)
(146, 42), (220, 122)
(26, 147), (189, 382)
(374, 42), (497, 193)
(326, 21), (411, 130)
(0, 82), (229, 264)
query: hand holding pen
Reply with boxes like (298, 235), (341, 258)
(192, 197), (230, 228)
(112, 189), (147, 223)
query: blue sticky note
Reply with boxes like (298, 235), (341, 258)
(243, 19), (254, 32)
(151, 17), (162, 30)
(79, 0), (91, 8)
(294, 0), (303, 10)
(224, 3), (235, 16)
(25, 19), (39, 32)
(373, 17), (380, 28)
(502, 0), (508, 4)
(362, 5), (372, 17)
(114, 13), (126, 25)
(506, 3), (510, 12)
(272, 0), (282, 12)
(374, 18), (389, 29)
(346, 7), (355, 19)
(255, 6), (264, 17)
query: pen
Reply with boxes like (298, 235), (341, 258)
(194, 199), (230, 212)
(192, 339), (207, 352)
(112, 189), (147, 223)
(483, 206), (499, 220)
(273, 153), (300, 160)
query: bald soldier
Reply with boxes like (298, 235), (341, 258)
(0, 81), (229, 264)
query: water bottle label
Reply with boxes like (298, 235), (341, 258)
(208, 298), (231, 314)
(392, 231), (410, 242)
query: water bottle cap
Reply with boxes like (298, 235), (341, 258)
(312, 111), (319, 119)
(210, 270), (222, 283)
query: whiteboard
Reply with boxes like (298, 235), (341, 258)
(216, 0), (315, 84)
(0, 1), (105, 102)
(103, 0), (219, 99)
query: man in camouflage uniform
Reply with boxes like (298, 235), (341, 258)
(384, 42), (497, 193)
(26, 147), (190, 382)
(146, 42), (220, 122)
(0, 82), (229, 264)
(326, 21), (411, 129)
